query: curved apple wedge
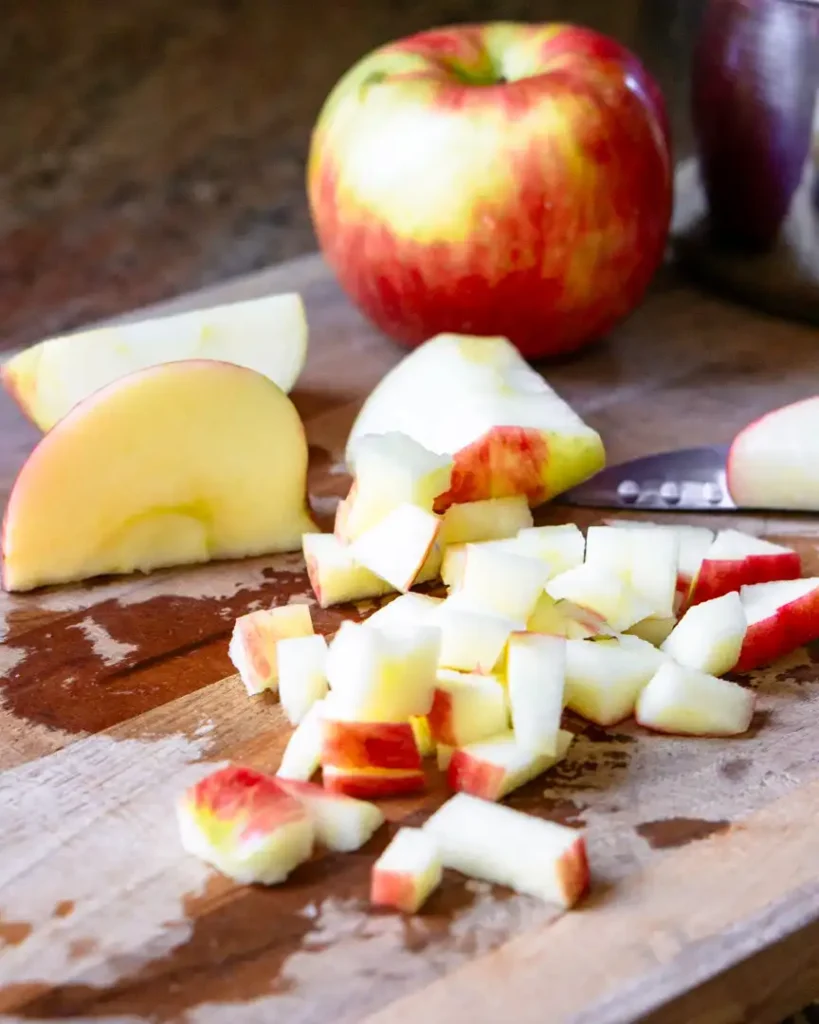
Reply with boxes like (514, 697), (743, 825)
(3, 293), (308, 432)
(1, 360), (317, 591)
(727, 397), (819, 510)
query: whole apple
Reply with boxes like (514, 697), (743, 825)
(308, 23), (672, 359)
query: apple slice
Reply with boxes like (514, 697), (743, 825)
(585, 525), (678, 619)
(513, 524), (585, 576)
(565, 636), (662, 726)
(346, 334), (605, 509)
(547, 564), (653, 632)
(349, 503), (441, 593)
(177, 765), (314, 885)
(636, 661), (755, 736)
(410, 715), (435, 757)
(436, 599), (516, 674)
(527, 593), (609, 639)
(322, 766), (426, 799)
(458, 545), (551, 622)
(440, 496), (533, 545)
(423, 793), (589, 907)
(303, 532), (394, 608)
(277, 699), (326, 781)
(2, 361), (318, 592)
(626, 615), (677, 647)
(427, 669), (508, 748)
(661, 591), (746, 676)
(3, 292), (308, 432)
(727, 397), (819, 511)
(448, 729), (574, 801)
(277, 633), (329, 724)
(275, 777), (384, 852)
(325, 620), (439, 720)
(364, 592), (442, 631)
(506, 633), (566, 755)
(736, 578), (819, 672)
(228, 604), (314, 696)
(687, 529), (800, 607)
(337, 432), (452, 542)
(605, 521), (714, 599)
(371, 827), (443, 913)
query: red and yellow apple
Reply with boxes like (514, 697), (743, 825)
(308, 22), (671, 359)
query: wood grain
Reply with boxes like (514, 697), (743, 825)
(3, 253), (819, 1022)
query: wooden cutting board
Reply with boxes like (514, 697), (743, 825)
(4, 254), (819, 1024)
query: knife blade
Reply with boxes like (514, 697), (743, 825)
(554, 445), (740, 512)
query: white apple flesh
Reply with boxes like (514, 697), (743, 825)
(447, 729), (574, 801)
(506, 632), (566, 755)
(277, 633), (329, 725)
(636, 661), (755, 736)
(661, 591), (746, 676)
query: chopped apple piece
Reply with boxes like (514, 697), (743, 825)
(436, 599), (516, 674)
(364, 592), (442, 631)
(275, 777), (384, 852)
(337, 432), (452, 542)
(322, 766), (425, 799)
(325, 620), (439, 720)
(410, 715), (435, 757)
(636, 661), (755, 736)
(427, 669), (508, 748)
(448, 729), (574, 801)
(513, 524), (585, 576)
(346, 334), (605, 508)
(440, 496), (533, 545)
(687, 529), (800, 607)
(229, 604), (314, 696)
(458, 545), (551, 622)
(605, 521), (714, 600)
(736, 578), (819, 672)
(565, 636), (661, 725)
(3, 292), (309, 432)
(2, 361), (318, 592)
(349, 503), (441, 593)
(661, 592), (746, 676)
(371, 827), (442, 913)
(277, 699), (326, 781)
(303, 532), (394, 608)
(626, 615), (677, 647)
(441, 539), (513, 590)
(585, 525), (678, 619)
(322, 719), (422, 773)
(277, 633), (329, 724)
(527, 593), (609, 639)
(423, 793), (589, 907)
(506, 633), (566, 755)
(547, 564), (653, 632)
(177, 765), (314, 885)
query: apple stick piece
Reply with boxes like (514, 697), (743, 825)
(177, 765), (314, 885)
(229, 604), (314, 696)
(564, 637), (662, 726)
(660, 591), (746, 676)
(349, 503), (441, 593)
(277, 633), (329, 724)
(423, 793), (589, 907)
(506, 632), (566, 755)
(427, 669), (508, 748)
(448, 729), (574, 801)
(440, 496), (533, 545)
(275, 778), (384, 852)
(303, 532), (395, 608)
(371, 827), (442, 913)
(457, 544), (551, 622)
(736, 578), (819, 672)
(635, 661), (755, 736)
(277, 699), (327, 781)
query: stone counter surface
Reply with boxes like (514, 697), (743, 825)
(0, 0), (700, 351)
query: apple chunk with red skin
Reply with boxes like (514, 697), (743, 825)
(636, 662), (754, 737)
(736, 578), (819, 672)
(228, 604), (315, 696)
(448, 729), (574, 801)
(309, 23), (671, 360)
(2, 360), (317, 592)
(274, 777), (384, 853)
(3, 292), (308, 432)
(346, 334), (605, 508)
(371, 827), (442, 913)
(686, 529), (800, 608)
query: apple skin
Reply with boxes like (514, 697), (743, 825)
(308, 22), (672, 359)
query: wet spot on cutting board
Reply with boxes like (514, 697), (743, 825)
(720, 757), (751, 781)
(53, 900), (75, 919)
(635, 817), (731, 850)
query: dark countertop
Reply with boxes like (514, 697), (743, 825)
(0, 0), (703, 350)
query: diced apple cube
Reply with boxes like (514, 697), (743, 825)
(605, 521), (714, 597)
(513, 523), (585, 576)
(303, 532), (394, 608)
(322, 766), (425, 799)
(275, 777), (384, 852)
(687, 529), (800, 607)
(440, 538), (513, 590)
(277, 699), (326, 781)
(547, 563), (653, 632)
(636, 661), (755, 736)
(736, 577), (819, 672)
(661, 591), (746, 676)
(585, 525), (678, 619)
(277, 633), (329, 725)
(427, 669), (508, 748)
(371, 827), (443, 913)
(321, 719), (422, 773)
(436, 599), (516, 674)
(177, 765), (314, 885)
(228, 603), (314, 695)
(565, 636), (661, 726)
(440, 496), (533, 545)
(423, 793), (589, 907)
(506, 632), (565, 755)
(626, 615), (677, 647)
(447, 729), (574, 801)
(349, 503), (441, 593)
(458, 544), (551, 622)
(527, 593), (609, 639)
(364, 592), (443, 631)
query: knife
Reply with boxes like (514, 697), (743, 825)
(554, 445), (743, 513)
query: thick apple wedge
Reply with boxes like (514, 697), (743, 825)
(727, 397), (819, 510)
(275, 778), (384, 852)
(506, 633), (566, 755)
(440, 496), (533, 545)
(346, 334), (605, 508)
(229, 604), (314, 696)
(427, 669), (508, 747)
(547, 564), (653, 632)
(565, 637), (662, 726)
(349, 503), (441, 592)
(687, 529), (800, 607)
(636, 662), (755, 736)
(448, 729), (574, 801)
(177, 765), (314, 885)
(736, 578), (819, 672)
(337, 432), (452, 542)
(2, 361), (317, 592)
(585, 525), (678, 619)
(277, 699), (326, 781)
(371, 827), (443, 913)
(661, 592), (746, 676)
(424, 793), (589, 907)
(277, 634), (329, 724)
(3, 292), (308, 431)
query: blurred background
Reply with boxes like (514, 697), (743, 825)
(0, 0), (705, 351)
